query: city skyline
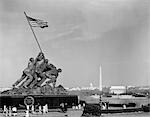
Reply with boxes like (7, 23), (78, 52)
(0, 0), (150, 88)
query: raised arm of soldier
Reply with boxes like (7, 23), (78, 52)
(35, 52), (45, 62)
(34, 52), (46, 73)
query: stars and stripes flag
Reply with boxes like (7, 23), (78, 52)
(26, 15), (48, 28)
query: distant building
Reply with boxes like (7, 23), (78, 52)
(67, 83), (98, 91)
(110, 86), (126, 94)
(68, 87), (81, 91)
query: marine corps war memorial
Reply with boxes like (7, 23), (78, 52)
(0, 12), (78, 111)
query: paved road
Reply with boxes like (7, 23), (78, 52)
(1, 110), (150, 117)
(0, 110), (83, 117)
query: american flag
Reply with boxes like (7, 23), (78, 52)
(26, 15), (48, 28)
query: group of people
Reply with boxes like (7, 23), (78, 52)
(13, 52), (62, 88)
(3, 104), (49, 117)
(60, 103), (68, 113)
(3, 105), (17, 116)
(26, 104), (48, 115)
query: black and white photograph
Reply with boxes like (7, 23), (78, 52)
(0, 0), (150, 116)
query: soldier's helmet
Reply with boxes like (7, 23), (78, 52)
(57, 68), (62, 73)
(29, 57), (34, 62)
(50, 64), (56, 68)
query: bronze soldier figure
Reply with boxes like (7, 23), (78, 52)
(44, 63), (62, 88)
(13, 58), (35, 88)
(28, 52), (48, 88)
(12, 52), (62, 89)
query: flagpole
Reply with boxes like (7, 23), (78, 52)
(24, 12), (43, 52)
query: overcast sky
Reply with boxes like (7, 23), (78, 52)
(0, 0), (150, 88)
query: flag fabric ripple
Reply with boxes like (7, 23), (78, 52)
(26, 15), (48, 28)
